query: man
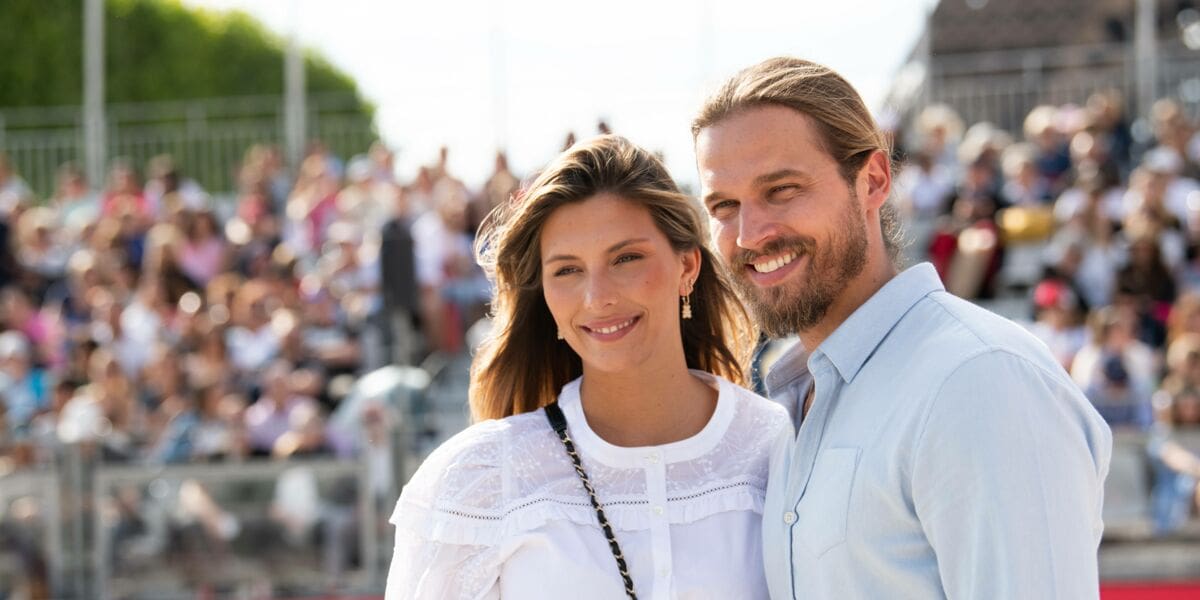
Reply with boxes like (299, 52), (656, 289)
(692, 56), (1112, 599)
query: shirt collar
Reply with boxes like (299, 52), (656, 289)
(814, 262), (943, 384)
(556, 370), (737, 468)
(764, 339), (810, 398)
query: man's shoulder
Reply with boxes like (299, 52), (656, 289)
(899, 290), (1060, 373)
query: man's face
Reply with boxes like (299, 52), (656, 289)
(696, 105), (868, 338)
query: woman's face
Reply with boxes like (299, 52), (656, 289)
(540, 193), (699, 375)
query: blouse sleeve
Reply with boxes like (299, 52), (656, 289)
(384, 420), (510, 600)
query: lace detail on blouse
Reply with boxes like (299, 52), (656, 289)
(386, 374), (789, 600)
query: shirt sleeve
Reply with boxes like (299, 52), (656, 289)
(911, 349), (1112, 600)
(385, 515), (501, 600)
(384, 421), (509, 600)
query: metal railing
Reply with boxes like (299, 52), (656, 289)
(0, 93), (377, 200)
(887, 39), (1200, 135)
(0, 360), (443, 599)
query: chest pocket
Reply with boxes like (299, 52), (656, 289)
(793, 447), (860, 558)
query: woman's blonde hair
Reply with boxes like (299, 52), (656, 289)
(469, 135), (753, 421)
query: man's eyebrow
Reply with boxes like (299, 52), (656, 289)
(543, 238), (650, 264)
(753, 168), (812, 186)
(702, 169), (815, 206)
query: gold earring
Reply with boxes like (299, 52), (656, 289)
(681, 294), (693, 320)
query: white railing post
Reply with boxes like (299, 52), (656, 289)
(83, 0), (106, 191)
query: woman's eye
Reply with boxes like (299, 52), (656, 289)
(552, 266), (580, 277)
(615, 254), (642, 265)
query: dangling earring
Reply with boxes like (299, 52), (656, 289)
(556, 330), (564, 340)
(681, 294), (693, 320)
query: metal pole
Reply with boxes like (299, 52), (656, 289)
(1135, 0), (1159, 120)
(919, 5), (934, 108)
(83, 0), (106, 190)
(284, 2), (307, 170)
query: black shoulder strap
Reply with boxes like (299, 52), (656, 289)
(544, 401), (569, 433)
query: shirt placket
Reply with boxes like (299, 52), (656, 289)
(782, 359), (838, 600)
(643, 449), (672, 600)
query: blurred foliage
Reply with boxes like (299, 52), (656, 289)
(0, 0), (373, 118)
(0, 0), (378, 194)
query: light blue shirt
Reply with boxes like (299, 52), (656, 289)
(762, 263), (1112, 600)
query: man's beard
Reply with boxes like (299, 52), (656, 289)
(729, 196), (869, 339)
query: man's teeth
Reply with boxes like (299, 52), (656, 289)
(595, 319), (635, 334)
(752, 252), (798, 274)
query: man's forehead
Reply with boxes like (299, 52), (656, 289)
(696, 110), (827, 192)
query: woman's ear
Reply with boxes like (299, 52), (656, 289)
(679, 247), (702, 295)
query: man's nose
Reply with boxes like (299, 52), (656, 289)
(736, 202), (784, 252)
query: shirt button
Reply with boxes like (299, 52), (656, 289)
(653, 505), (664, 516)
(783, 511), (797, 525)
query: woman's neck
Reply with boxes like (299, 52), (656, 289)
(577, 357), (718, 448)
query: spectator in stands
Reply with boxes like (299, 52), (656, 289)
(1025, 278), (1087, 370)
(101, 160), (151, 224)
(927, 184), (1003, 299)
(412, 182), (475, 354)
(225, 280), (281, 379)
(1116, 231), (1179, 331)
(1148, 363), (1200, 534)
(50, 162), (100, 232)
(1072, 306), (1158, 428)
(0, 152), (33, 215)
(144, 155), (207, 216)
(336, 155), (397, 229)
(1024, 105), (1073, 195)
(1084, 90), (1134, 177)
(473, 150), (520, 232)
(285, 154), (340, 257)
(0, 331), (47, 439)
(912, 103), (964, 174)
(244, 360), (316, 456)
(1000, 143), (1052, 206)
(1150, 98), (1200, 179)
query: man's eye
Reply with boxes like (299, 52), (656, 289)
(709, 200), (738, 215)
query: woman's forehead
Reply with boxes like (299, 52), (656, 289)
(539, 194), (665, 256)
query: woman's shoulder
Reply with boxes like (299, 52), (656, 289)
(401, 410), (550, 502)
(390, 410), (557, 545)
(713, 374), (790, 427)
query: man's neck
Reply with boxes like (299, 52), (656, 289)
(797, 258), (898, 353)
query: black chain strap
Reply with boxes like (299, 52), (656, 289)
(544, 402), (638, 600)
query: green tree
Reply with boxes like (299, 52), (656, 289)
(0, 0), (376, 195)
(0, 0), (371, 110)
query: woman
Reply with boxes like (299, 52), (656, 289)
(385, 135), (788, 599)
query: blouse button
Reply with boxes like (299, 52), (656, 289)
(645, 453), (660, 464)
(653, 505), (664, 516)
(783, 511), (797, 525)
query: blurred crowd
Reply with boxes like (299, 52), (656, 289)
(894, 92), (1200, 535)
(0, 139), (516, 470)
(0, 136), (516, 589)
(4, 86), (1200, 578)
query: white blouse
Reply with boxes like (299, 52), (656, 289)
(385, 371), (789, 600)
